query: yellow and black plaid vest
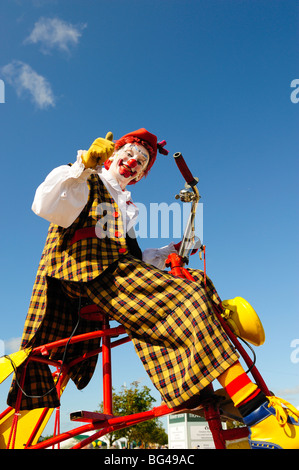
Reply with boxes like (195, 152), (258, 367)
(40, 173), (130, 283)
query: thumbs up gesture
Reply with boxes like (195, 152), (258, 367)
(82, 132), (115, 169)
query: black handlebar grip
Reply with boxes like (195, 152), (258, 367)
(173, 152), (198, 187)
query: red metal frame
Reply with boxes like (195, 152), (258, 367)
(2, 251), (270, 450)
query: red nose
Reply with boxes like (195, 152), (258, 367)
(127, 158), (137, 169)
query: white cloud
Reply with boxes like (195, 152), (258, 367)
(277, 384), (299, 396)
(4, 337), (22, 354)
(2, 60), (55, 109)
(24, 17), (87, 53)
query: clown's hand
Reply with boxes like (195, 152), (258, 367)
(82, 132), (115, 169)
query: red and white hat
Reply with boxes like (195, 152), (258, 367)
(105, 128), (168, 184)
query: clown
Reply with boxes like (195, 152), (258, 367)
(8, 129), (299, 449)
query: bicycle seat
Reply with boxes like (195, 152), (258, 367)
(79, 303), (107, 322)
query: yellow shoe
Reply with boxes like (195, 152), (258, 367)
(243, 396), (299, 449)
(221, 297), (265, 346)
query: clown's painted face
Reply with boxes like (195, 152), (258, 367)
(107, 143), (149, 189)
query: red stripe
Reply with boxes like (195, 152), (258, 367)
(70, 227), (96, 245)
(239, 387), (260, 405)
(225, 373), (252, 397)
(80, 304), (102, 314)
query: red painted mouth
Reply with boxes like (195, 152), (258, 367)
(118, 159), (136, 178)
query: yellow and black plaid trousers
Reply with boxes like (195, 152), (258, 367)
(8, 254), (238, 410)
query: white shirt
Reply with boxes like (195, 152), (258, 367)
(32, 151), (177, 269)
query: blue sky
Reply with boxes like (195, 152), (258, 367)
(0, 0), (298, 435)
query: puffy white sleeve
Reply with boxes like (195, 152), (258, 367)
(142, 242), (178, 270)
(32, 151), (94, 228)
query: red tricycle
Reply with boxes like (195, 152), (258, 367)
(0, 152), (269, 449)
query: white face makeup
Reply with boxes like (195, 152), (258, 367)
(107, 143), (150, 189)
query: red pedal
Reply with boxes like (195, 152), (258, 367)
(70, 410), (113, 423)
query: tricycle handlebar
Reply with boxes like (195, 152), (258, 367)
(173, 152), (198, 187)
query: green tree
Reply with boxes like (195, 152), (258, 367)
(96, 381), (168, 448)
